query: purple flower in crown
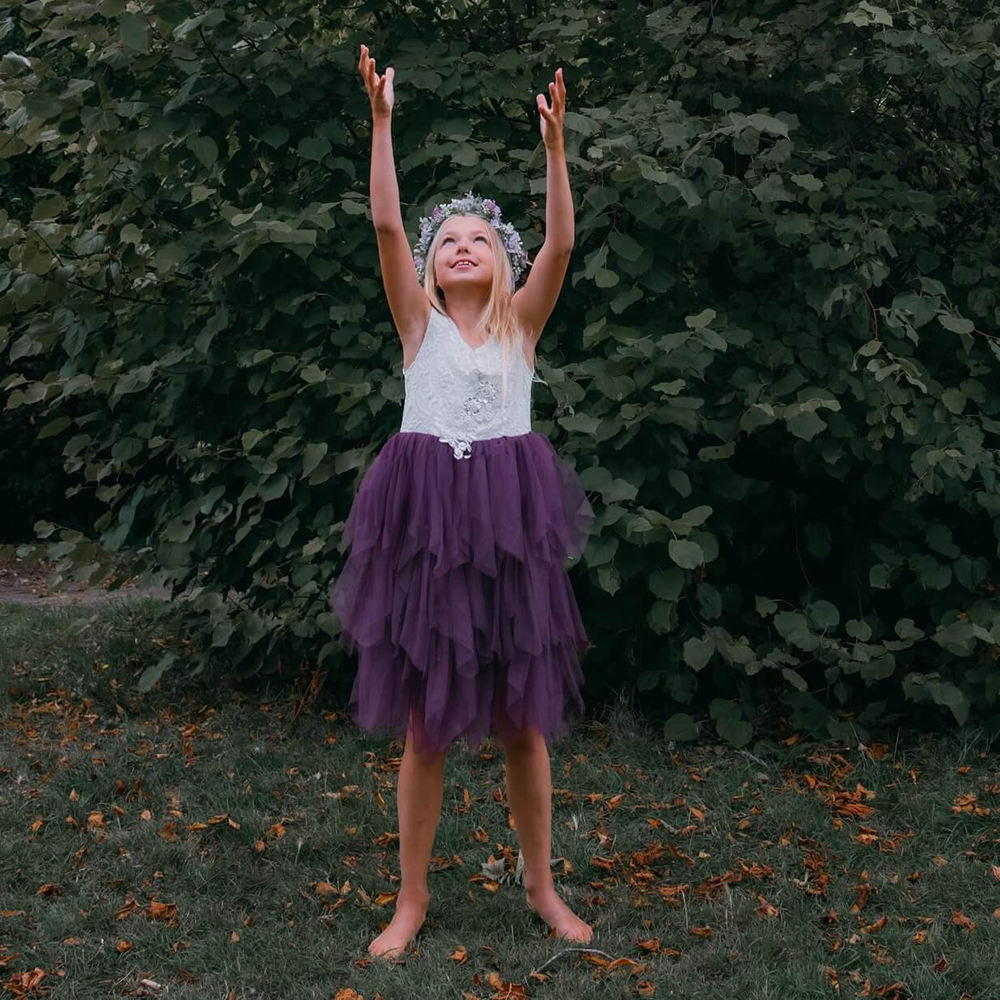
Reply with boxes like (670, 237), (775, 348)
(412, 191), (530, 287)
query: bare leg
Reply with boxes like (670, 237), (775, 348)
(502, 725), (593, 943)
(368, 714), (447, 959)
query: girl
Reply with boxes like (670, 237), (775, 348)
(329, 44), (596, 960)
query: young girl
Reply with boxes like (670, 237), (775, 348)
(329, 44), (596, 960)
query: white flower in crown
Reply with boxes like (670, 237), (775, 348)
(412, 192), (529, 287)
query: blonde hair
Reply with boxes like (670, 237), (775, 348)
(422, 215), (527, 404)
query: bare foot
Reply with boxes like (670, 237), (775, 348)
(367, 891), (429, 959)
(526, 886), (593, 943)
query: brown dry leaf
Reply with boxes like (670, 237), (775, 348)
(912, 930), (927, 944)
(37, 884), (60, 897)
(637, 937), (661, 953)
(374, 892), (397, 906)
(931, 855), (947, 866)
(607, 958), (643, 973)
(823, 965), (839, 990)
(951, 909), (976, 932)
(756, 895), (779, 919)
(449, 946), (467, 964)
(486, 970), (526, 1000)
(115, 940), (132, 953)
(667, 843), (696, 867)
(957, 764), (971, 774)
(689, 925), (713, 938)
(850, 882), (871, 913)
(874, 982), (907, 1000)
(148, 900), (179, 925)
(334, 990), (364, 1000)
(990, 864), (1000, 883)
(636, 982), (656, 997)
(933, 955), (948, 973)
(993, 907), (1000, 919)
(863, 915), (888, 934)
(821, 907), (839, 925)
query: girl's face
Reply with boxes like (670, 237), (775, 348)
(433, 216), (494, 293)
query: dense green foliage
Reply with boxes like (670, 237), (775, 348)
(2, 0), (999, 743)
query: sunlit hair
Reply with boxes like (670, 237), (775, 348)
(422, 215), (528, 403)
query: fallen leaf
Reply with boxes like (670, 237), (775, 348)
(689, 925), (713, 938)
(449, 946), (467, 964)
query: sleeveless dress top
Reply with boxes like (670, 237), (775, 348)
(399, 307), (547, 460)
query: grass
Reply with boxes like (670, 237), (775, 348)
(1, 598), (999, 1000)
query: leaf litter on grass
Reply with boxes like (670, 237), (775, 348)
(3, 622), (1000, 997)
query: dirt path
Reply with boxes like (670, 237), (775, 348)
(0, 553), (175, 607)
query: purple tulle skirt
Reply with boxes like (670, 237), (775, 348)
(329, 430), (595, 756)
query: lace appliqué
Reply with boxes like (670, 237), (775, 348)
(463, 370), (502, 421)
(440, 371), (502, 458)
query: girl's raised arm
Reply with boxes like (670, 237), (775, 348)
(513, 67), (575, 344)
(358, 45), (429, 343)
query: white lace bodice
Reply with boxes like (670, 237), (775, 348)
(399, 307), (546, 459)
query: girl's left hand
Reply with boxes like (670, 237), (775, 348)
(537, 67), (566, 149)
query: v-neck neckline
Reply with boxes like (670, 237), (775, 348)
(443, 312), (489, 352)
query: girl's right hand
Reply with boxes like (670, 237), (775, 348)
(358, 44), (394, 119)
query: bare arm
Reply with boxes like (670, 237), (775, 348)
(514, 68), (574, 342)
(359, 45), (429, 341)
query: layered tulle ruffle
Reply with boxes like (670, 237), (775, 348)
(329, 431), (595, 756)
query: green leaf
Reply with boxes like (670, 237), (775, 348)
(683, 635), (715, 671)
(685, 308), (716, 329)
(187, 135), (219, 168)
(806, 600), (840, 630)
(119, 12), (149, 53)
(716, 713), (753, 747)
(787, 410), (827, 441)
(663, 713), (699, 740)
(302, 442), (328, 476)
(669, 539), (704, 569)
(258, 474), (289, 502)
(608, 231), (643, 261)
(564, 112), (599, 136)
(557, 414), (602, 436)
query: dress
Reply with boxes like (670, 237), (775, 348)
(328, 305), (595, 756)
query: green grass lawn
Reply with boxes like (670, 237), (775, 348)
(1, 599), (998, 1000)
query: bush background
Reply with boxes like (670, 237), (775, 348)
(2, 0), (999, 743)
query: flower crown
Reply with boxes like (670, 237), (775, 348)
(413, 192), (529, 287)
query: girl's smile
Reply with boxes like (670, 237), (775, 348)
(435, 219), (494, 287)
